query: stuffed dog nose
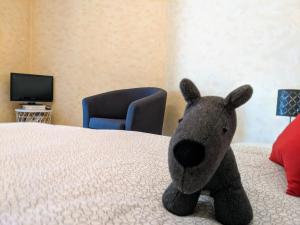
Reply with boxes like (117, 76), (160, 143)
(174, 140), (205, 168)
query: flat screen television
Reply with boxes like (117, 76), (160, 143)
(10, 73), (53, 103)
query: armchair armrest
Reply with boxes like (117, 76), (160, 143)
(125, 91), (167, 134)
(82, 94), (110, 128)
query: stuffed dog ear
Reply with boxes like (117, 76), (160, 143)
(180, 79), (201, 104)
(225, 85), (253, 109)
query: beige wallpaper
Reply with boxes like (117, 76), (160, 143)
(30, 0), (171, 127)
(0, 0), (31, 122)
(168, 0), (300, 143)
(2, 1), (300, 142)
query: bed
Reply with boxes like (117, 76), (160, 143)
(0, 123), (299, 225)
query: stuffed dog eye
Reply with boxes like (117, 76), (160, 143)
(222, 127), (228, 134)
(178, 118), (183, 123)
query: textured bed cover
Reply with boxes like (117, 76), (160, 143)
(0, 123), (299, 225)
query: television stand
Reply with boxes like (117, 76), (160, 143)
(15, 108), (52, 124)
(24, 102), (42, 105)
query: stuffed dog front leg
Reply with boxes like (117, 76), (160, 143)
(205, 148), (253, 225)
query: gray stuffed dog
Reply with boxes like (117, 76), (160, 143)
(162, 79), (253, 225)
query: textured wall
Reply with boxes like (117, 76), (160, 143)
(31, 0), (171, 126)
(2, 0), (300, 143)
(166, 0), (300, 143)
(0, 0), (31, 122)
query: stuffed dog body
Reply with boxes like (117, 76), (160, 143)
(162, 79), (253, 225)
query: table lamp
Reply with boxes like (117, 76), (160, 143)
(276, 89), (300, 123)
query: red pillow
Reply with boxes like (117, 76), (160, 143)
(270, 115), (300, 197)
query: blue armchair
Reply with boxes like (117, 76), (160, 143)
(82, 87), (167, 135)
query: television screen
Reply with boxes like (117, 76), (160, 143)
(10, 73), (53, 102)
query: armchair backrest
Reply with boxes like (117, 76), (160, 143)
(83, 87), (166, 119)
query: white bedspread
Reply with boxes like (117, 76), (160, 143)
(0, 123), (299, 225)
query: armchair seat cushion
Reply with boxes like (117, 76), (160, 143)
(89, 118), (126, 130)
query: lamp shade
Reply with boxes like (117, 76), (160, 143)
(276, 89), (300, 117)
